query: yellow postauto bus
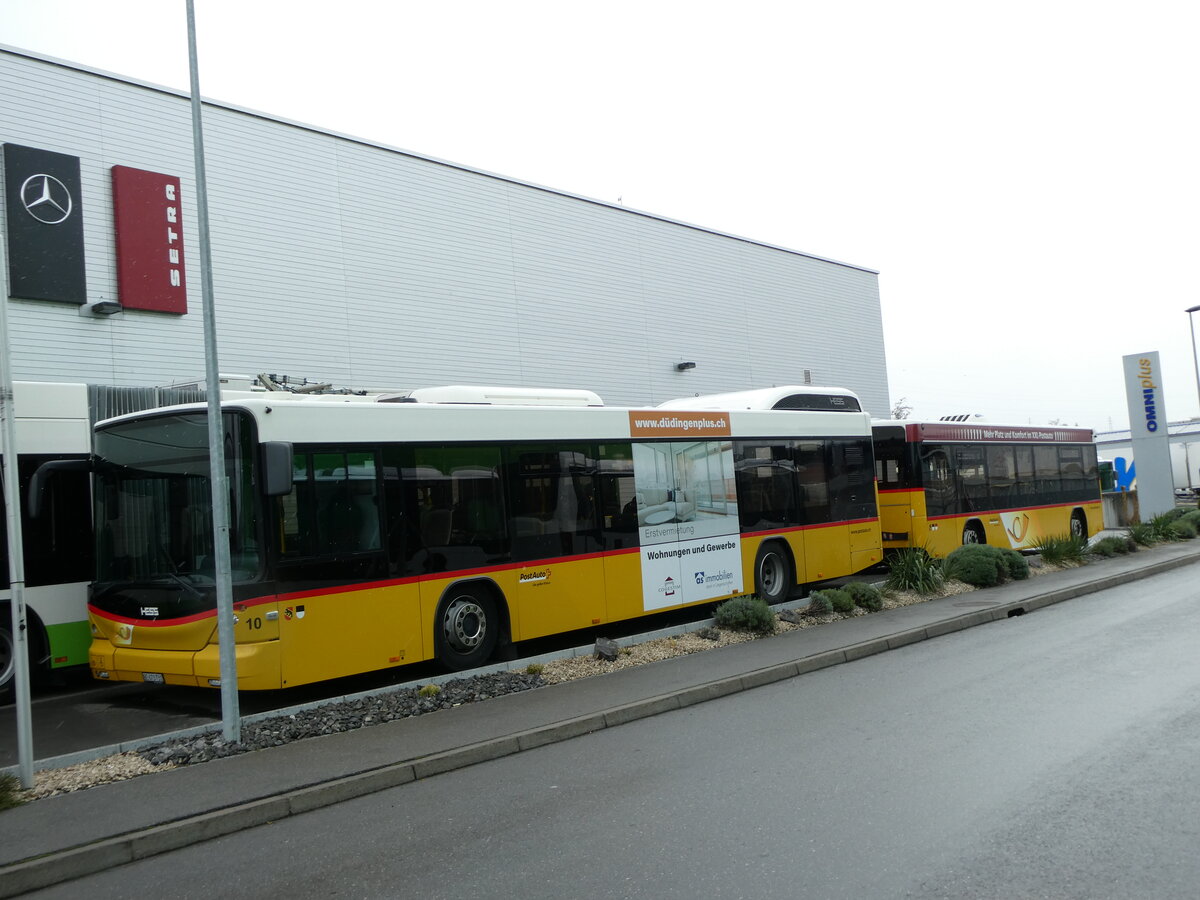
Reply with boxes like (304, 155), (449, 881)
(86, 384), (882, 690)
(872, 420), (1104, 558)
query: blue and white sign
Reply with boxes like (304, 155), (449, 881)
(1122, 352), (1175, 516)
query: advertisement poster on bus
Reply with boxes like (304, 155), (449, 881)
(628, 424), (742, 610)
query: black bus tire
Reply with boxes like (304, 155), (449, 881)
(753, 541), (793, 604)
(962, 522), (985, 545)
(435, 585), (500, 671)
(1070, 510), (1088, 541)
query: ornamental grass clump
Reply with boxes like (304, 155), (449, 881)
(714, 596), (777, 634)
(883, 547), (944, 594)
(1127, 520), (1156, 546)
(0, 774), (24, 811)
(1149, 512), (1184, 542)
(1034, 533), (1089, 566)
(943, 544), (1028, 588)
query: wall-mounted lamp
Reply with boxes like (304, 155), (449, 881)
(81, 300), (123, 317)
(675, 361), (696, 371)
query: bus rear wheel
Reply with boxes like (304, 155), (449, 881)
(436, 586), (499, 671)
(962, 523), (985, 545)
(1070, 510), (1088, 541)
(754, 542), (793, 604)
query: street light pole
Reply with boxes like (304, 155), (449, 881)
(1188, 305), (1200, 418)
(186, 0), (239, 741)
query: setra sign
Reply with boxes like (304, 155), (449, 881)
(111, 165), (188, 314)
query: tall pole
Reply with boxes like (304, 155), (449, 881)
(0, 212), (36, 789)
(187, 0), (239, 741)
(1187, 305), (1200, 418)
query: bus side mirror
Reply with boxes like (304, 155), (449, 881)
(262, 442), (294, 496)
(27, 458), (92, 519)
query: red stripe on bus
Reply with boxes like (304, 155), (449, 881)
(925, 500), (1099, 522)
(86, 593), (279, 627)
(742, 518), (878, 539)
(275, 547), (641, 602)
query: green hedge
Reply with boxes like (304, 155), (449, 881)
(714, 596), (777, 634)
(943, 544), (1029, 587)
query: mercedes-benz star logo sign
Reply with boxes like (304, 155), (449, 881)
(20, 173), (74, 225)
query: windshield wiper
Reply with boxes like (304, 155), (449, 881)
(155, 544), (205, 600)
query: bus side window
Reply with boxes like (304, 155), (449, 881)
(598, 444), (636, 550)
(506, 444), (599, 562)
(276, 450), (384, 583)
(404, 445), (506, 575)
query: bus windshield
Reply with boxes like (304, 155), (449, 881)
(93, 411), (261, 585)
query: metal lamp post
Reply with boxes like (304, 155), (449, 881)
(1187, 306), (1200, 494)
(1188, 305), (1200, 416)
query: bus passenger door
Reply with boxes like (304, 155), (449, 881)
(507, 445), (606, 639)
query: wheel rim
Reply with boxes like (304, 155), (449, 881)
(1071, 516), (1084, 538)
(442, 596), (487, 654)
(0, 628), (14, 689)
(758, 552), (785, 600)
(963, 527), (980, 544)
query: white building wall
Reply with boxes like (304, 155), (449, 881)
(1, 46), (890, 413)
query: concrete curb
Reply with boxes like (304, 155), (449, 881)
(3, 549), (1197, 897)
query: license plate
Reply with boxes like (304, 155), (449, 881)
(142, 672), (165, 684)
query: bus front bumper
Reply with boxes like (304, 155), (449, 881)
(89, 639), (281, 690)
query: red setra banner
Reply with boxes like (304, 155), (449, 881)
(111, 165), (187, 313)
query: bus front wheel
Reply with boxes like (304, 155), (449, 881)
(435, 586), (499, 671)
(754, 542), (793, 604)
(962, 523), (985, 545)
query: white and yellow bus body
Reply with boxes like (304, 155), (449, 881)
(88, 385), (882, 690)
(873, 420), (1104, 559)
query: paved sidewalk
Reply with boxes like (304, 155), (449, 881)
(3, 541), (1199, 896)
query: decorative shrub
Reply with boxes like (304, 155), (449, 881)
(821, 588), (857, 615)
(1169, 518), (1198, 540)
(1182, 510), (1200, 530)
(1088, 535), (1136, 557)
(845, 581), (884, 612)
(944, 545), (1008, 588)
(804, 592), (834, 616)
(884, 547), (945, 594)
(1000, 548), (1030, 580)
(714, 596), (777, 634)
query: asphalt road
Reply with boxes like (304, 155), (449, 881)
(25, 563), (1200, 899)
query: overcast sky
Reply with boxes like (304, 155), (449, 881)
(3, 0), (1198, 431)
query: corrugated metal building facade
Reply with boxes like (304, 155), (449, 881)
(1, 45), (890, 412)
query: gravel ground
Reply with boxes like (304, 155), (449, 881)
(14, 565), (1066, 803)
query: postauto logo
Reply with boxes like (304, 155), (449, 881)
(1136, 357), (1161, 432)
